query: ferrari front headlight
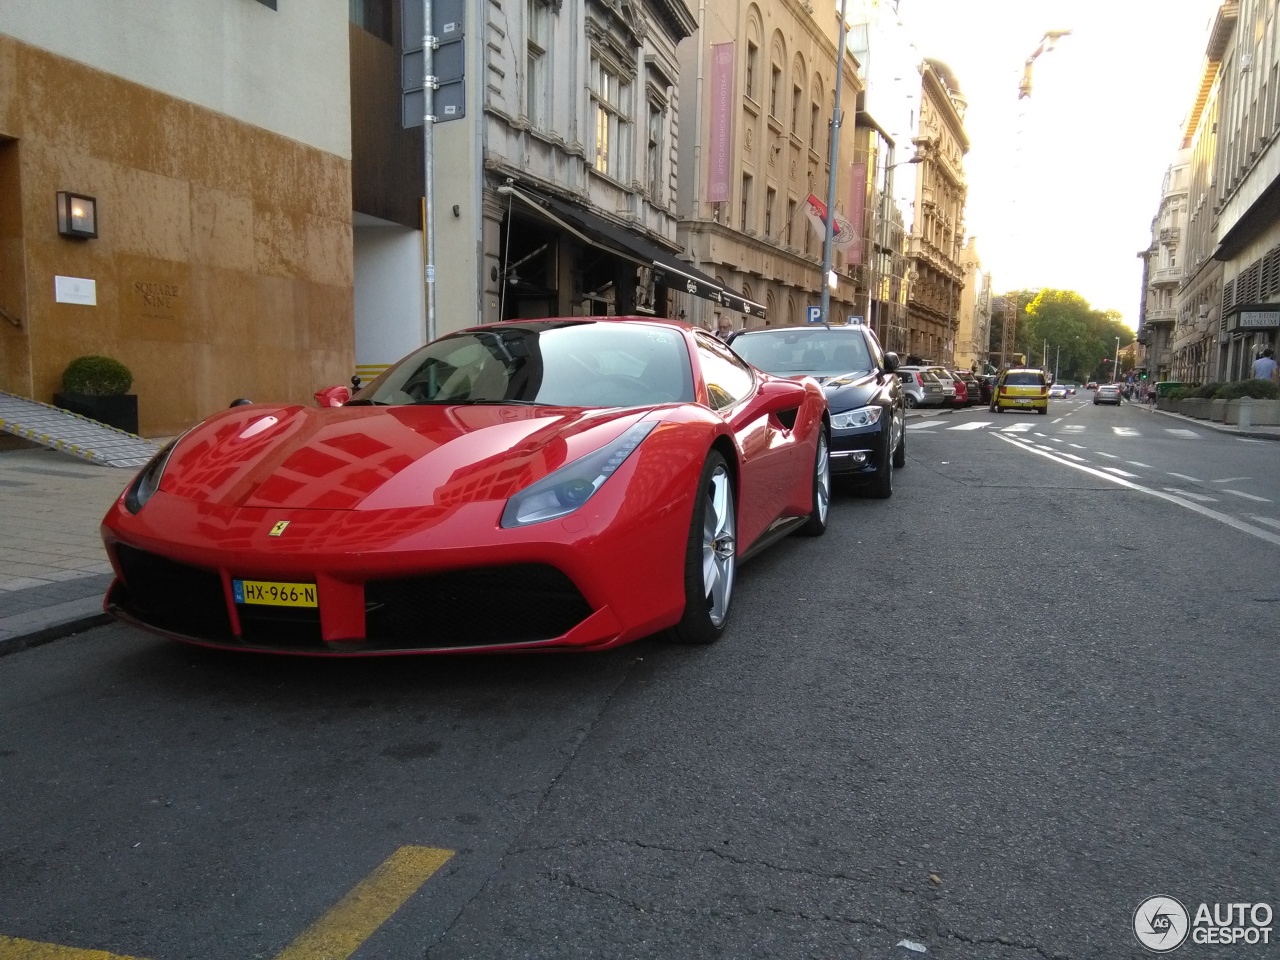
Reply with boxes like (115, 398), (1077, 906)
(123, 436), (183, 514)
(501, 421), (657, 527)
(830, 405), (883, 430)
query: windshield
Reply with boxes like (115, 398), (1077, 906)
(732, 330), (873, 376)
(354, 322), (694, 407)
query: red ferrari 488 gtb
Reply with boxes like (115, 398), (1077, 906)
(101, 317), (830, 655)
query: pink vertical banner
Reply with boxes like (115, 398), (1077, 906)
(847, 161), (867, 264)
(706, 42), (736, 203)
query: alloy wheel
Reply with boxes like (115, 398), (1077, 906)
(701, 464), (736, 627)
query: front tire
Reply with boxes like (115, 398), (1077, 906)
(669, 452), (736, 645)
(866, 427), (894, 499)
(892, 413), (907, 468)
(904, 393), (918, 409)
(798, 428), (830, 537)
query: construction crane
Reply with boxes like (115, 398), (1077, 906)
(1001, 29), (1071, 370)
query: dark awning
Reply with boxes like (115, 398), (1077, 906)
(498, 184), (766, 320)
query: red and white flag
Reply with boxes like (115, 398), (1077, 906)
(804, 194), (858, 254)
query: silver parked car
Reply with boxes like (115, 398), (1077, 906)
(897, 367), (947, 408)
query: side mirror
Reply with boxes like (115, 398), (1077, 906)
(314, 385), (352, 408)
(229, 398), (254, 408)
(882, 352), (900, 373)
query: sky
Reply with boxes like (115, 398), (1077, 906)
(895, 0), (1222, 328)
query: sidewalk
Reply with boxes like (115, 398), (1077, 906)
(1137, 401), (1280, 440)
(0, 443), (131, 656)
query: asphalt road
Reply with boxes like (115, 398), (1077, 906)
(2, 407), (1277, 959)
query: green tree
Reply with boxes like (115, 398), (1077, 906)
(1017, 290), (1134, 382)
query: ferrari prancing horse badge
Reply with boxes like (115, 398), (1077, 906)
(269, 520), (290, 537)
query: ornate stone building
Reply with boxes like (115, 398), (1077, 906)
(905, 58), (968, 364)
(1138, 151), (1190, 383)
(955, 237), (992, 373)
(674, 0), (864, 334)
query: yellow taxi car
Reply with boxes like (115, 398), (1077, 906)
(990, 368), (1048, 414)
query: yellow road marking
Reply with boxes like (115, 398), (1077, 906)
(0, 937), (147, 959)
(273, 846), (454, 960)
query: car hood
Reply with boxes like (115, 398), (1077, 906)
(157, 403), (650, 511)
(810, 369), (887, 411)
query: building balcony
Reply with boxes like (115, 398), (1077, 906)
(1144, 308), (1176, 325)
(1158, 227), (1181, 242)
(1149, 265), (1181, 286)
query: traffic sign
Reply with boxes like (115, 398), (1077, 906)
(806, 306), (823, 324)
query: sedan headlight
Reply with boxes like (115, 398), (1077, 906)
(123, 436), (184, 514)
(830, 405), (883, 430)
(501, 421), (657, 528)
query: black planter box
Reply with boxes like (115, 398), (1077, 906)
(53, 393), (139, 435)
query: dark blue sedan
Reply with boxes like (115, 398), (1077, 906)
(730, 323), (905, 498)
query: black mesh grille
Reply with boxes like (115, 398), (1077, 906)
(365, 564), (593, 648)
(236, 605), (324, 648)
(112, 544), (232, 640)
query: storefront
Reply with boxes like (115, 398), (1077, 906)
(1222, 304), (1279, 380)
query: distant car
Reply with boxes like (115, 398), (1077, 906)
(1048, 383), (1069, 399)
(974, 375), (995, 405)
(1094, 383), (1123, 405)
(903, 365), (957, 405)
(897, 369), (947, 408)
(954, 371), (984, 406)
(1086, 381), (1098, 390)
(730, 323), (905, 498)
(991, 368), (1048, 414)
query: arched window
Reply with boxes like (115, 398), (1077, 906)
(791, 56), (806, 136)
(809, 77), (824, 152)
(769, 33), (786, 121)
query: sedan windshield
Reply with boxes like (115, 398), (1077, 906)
(732, 330), (872, 376)
(355, 322), (694, 407)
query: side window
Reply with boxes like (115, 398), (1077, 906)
(863, 329), (885, 369)
(695, 333), (755, 410)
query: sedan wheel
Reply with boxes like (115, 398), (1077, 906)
(904, 394), (918, 409)
(799, 428), (830, 537)
(866, 427), (893, 499)
(670, 451), (736, 644)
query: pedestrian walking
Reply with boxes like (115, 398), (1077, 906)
(1252, 346), (1278, 382)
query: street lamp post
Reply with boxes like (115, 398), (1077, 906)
(818, 0), (851, 328)
(1113, 336), (1120, 383)
(1055, 344), (1060, 382)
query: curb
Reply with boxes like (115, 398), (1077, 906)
(0, 596), (111, 658)
(1142, 404), (1280, 441)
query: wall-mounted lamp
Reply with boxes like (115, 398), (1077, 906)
(56, 192), (97, 239)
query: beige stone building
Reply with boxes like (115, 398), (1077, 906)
(1137, 151), (1190, 382)
(954, 237), (992, 373)
(1171, 7), (1230, 386)
(1, 2), (354, 437)
(904, 59), (968, 364)
(675, 0), (864, 334)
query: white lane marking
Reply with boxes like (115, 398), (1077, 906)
(1163, 487), (1218, 502)
(1239, 438), (1265, 443)
(994, 434), (1280, 547)
(1096, 451), (1119, 459)
(1169, 472), (1202, 483)
(1052, 417), (1063, 423)
(1062, 424), (1086, 431)
(1251, 516), (1280, 531)
(1068, 443), (1086, 449)
(1113, 426), (1140, 436)
(1164, 428), (1201, 438)
(1034, 432), (1048, 437)
(1126, 460), (1153, 468)
(1212, 476), (1250, 483)
(1050, 437), (1063, 443)
(1001, 423), (1034, 433)
(1103, 466), (1140, 478)
(907, 421), (938, 430)
(947, 421), (992, 430)
(1224, 489), (1272, 503)
(1062, 453), (1087, 462)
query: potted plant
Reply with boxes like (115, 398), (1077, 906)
(53, 355), (139, 434)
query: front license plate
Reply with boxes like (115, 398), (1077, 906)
(233, 579), (318, 608)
